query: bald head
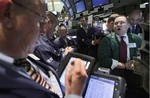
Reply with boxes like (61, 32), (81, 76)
(12, 0), (46, 17)
(129, 9), (143, 26)
(0, 0), (46, 17)
(0, 0), (46, 58)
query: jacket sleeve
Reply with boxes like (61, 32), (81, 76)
(33, 45), (60, 70)
(98, 36), (113, 68)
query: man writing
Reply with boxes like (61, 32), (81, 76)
(0, 0), (87, 98)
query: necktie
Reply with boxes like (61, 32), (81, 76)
(13, 59), (55, 92)
(132, 25), (136, 34)
(119, 36), (127, 63)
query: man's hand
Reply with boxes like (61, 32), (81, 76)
(93, 37), (100, 45)
(125, 60), (134, 70)
(64, 47), (73, 55)
(65, 59), (88, 96)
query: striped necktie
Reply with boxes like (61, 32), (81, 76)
(13, 59), (55, 92)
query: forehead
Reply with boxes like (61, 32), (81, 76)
(114, 16), (127, 22)
(60, 26), (67, 30)
(13, 0), (46, 17)
(130, 14), (141, 20)
(80, 17), (86, 21)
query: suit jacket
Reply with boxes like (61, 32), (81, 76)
(76, 26), (96, 55)
(0, 59), (59, 98)
(34, 35), (62, 70)
(98, 32), (142, 87)
(54, 36), (77, 51)
(128, 24), (143, 35)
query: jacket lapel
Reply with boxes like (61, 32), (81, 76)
(110, 33), (119, 48)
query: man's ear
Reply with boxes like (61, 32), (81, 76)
(1, 2), (14, 29)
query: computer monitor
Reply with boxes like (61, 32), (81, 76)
(75, 0), (86, 13)
(69, 8), (74, 16)
(92, 0), (109, 8)
(57, 52), (95, 92)
(65, 0), (71, 8)
(83, 72), (126, 98)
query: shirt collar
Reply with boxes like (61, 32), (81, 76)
(0, 53), (14, 64)
(116, 33), (127, 38)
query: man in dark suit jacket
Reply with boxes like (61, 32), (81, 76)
(34, 12), (73, 70)
(76, 16), (99, 58)
(0, 0), (87, 98)
(128, 9), (143, 36)
(54, 24), (77, 51)
(98, 15), (148, 98)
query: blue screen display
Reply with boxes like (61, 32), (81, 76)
(75, 0), (86, 13)
(65, 0), (70, 8)
(92, 0), (109, 7)
(69, 8), (73, 16)
(85, 75), (115, 98)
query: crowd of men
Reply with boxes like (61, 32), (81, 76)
(0, 0), (149, 98)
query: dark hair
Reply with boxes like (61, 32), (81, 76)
(46, 11), (58, 26)
(59, 23), (66, 28)
(107, 17), (115, 23)
(80, 16), (88, 20)
(107, 13), (119, 23)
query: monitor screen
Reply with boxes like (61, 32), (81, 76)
(69, 8), (73, 16)
(92, 0), (109, 8)
(60, 57), (90, 91)
(75, 0), (86, 13)
(65, 0), (71, 8)
(84, 75), (115, 98)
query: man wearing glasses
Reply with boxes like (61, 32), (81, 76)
(0, 0), (87, 98)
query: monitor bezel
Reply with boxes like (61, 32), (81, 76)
(57, 52), (95, 77)
(83, 71), (126, 98)
(75, 0), (86, 13)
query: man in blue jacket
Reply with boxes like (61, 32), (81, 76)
(0, 0), (87, 98)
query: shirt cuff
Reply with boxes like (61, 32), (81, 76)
(65, 94), (82, 98)
(91, 40), (95, 45)
(111, 59), (119, 69)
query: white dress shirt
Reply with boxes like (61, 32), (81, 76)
(111, 33), (130, 69)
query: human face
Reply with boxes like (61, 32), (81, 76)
(46, 21), (56, 37)
(114, 16), (129, 36)
(59, 26), (67, 38)
(12, 0), (46, 56)
(107, 21), (114, 30)
(80, 17), (88, 27)
(129, 13), (142, 26)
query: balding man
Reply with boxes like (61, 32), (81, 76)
(0, 0), (87, 98)
(128, 9), (143, 36)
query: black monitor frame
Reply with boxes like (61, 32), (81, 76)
(57, 52), (95, 93)
(75, 0), (86, 13)
(83, 71), (126, 98)
(57, 52), (95, 77)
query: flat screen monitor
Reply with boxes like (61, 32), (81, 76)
(65, 0), (71, 8)
(75, 0), (86, 13)
(83, 72), (126, 98)
(57, 52), (95, 92)
(69, 8), (74, 16)
(92, 0), (109, 8)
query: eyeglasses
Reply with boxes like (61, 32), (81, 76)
(12, 0), (47, 23)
